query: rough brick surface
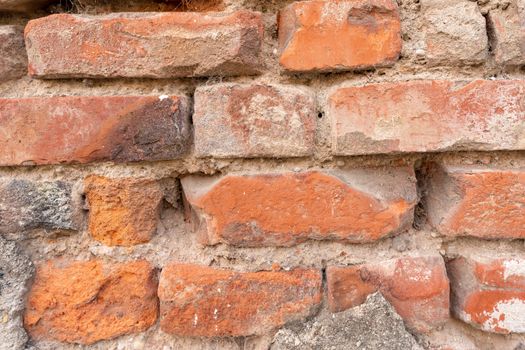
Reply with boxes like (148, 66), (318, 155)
(327, 256), (450, 333)
(0, 26), (27, 82)
(25, 11), (263, 79)
(158, 263), (322, 337)
(426, 163), (525, 239)
(0, 179), (78, 234)
(84, 176), (164, 246)
(0, 95), (190, 166)
(422, 0), (488, 65)
(24, 259), (158, 344)
(0, 0), (51, 11)
(329, 80), (525, 155)
(181, 168), (416, 247)
(194, 84), (316, 158)
(278, 0), (401, 72)
(448, 256), (525, 334)
(488, 1), (525, 66)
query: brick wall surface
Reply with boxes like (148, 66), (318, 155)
(0, 0), (524, 349)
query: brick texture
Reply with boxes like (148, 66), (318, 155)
(0, 95), (190, 166)
(24, 11), (263, 79)
(181, 168), (416, 247)
(327, 256), (450, 332)
(448, 256), (525, 334)
(158, 263), (322, 337)
(329, 80), (525, 155)
(488, 0), (525, 66)
(194, 83), (316, 158)
(0, 26), (27, 81)
(425, 163), (525, 239)
(278, 0), (401, 72)
(24, 259), (158, 344)
(84, 176), (164, 246)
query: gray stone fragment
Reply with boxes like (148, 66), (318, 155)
(0, 236), (34, 350)
(271, 293), (422, 350)
(0, 179), (79, 234)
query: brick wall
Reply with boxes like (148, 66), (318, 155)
(0, 0), (524, 349)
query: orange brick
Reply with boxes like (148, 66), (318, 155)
(181, 168), (417, 247)
(158, 263), (322, 336)
(278, 0), (401, 72)
(84, 176), (164, 246)
(24, 260), (158, 344)
(327, 256), (450, 332)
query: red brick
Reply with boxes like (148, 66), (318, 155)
(181, 168), (416, 247)
(24, 259), (158, 344)
(158, 263), (322, 336)
(25, 11), (263, 79)
(278, 0), (401, 73)
(0, 95), (190, 166)
(448, 256), (525, 334)
(194, 83), (316, 158)
(327, 256), (450, 332)
(421, 0), (488, 65)
(0, 26), (27, 81)
(488, 0), (525, 65)
(328, 80), (525, 155)
(84, 176), (164, 246)
(0, 0), (51, 11)
(426, 163), (525, 239)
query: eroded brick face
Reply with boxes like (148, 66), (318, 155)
(488, 0), (525, 65)
(0, 95), (190, 165)
(278, 0), (401, 72)
(181, 168), (417, 247)
(158, 263), (322, 337)
(194, 83), (317, 158)
(24, 260), (158, 344)
(0, 26), (27, 81)
(327, 256), (450, 333)
(448, 256), (525, 334)
(24, 11), (263, 78)
(426, 163), (525, 239)
(84, 176), (164, 246)
(329, 80), (525, 155)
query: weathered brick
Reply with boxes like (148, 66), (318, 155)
(448, 255), (525, 334)
(278, 0), (401, 72)
(0, 178), (78, 234)
(0, 26), (27, 82)
(24, 259), (158, 344)
(327, 256), (450, 332)
(421, 0), (488, 65)
(0, 95), (190, 166)
(328, 80), (525, 155)
(488, 0), (525, 65)
(158, 263), (322, 336)
(84, 176), (164, 246)
(425, 163), (525, 239)
(25, 11), (263, 79)
(181, 168), (416, 247)
(0, 0), (51, 12)
(194, 84), (316, 158)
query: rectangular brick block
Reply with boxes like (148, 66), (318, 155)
(448, 255), (525, 334)
(181, 168), (417, 247)
(84, 176), (167, 247)
(158, 263), (322, 337)
(425, 162), (525, 239)
(0, 26), (27, 81)
(421, 0), (488, 65)
(0, 95), (190, 166)
(0, 0), (51, 11)
(24, 259), (158, 344)
(25, 11), (263, 79)
(327, 256), (450, 333)
(488, 0), (525, 65)
(0, 178), (78, 234)
(278, 0), (401, 73)
(329, 80), (525, 155)
(194, 83), (316, 158)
